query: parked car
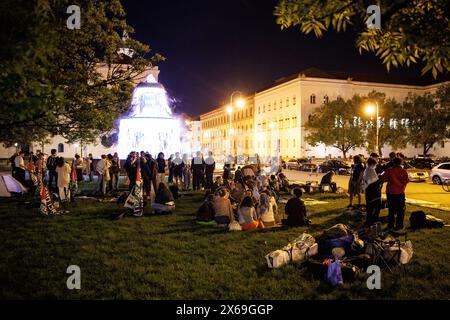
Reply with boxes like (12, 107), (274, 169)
(318, 160), (351, 175)
(299, 163), (318, 172)
(430, 162), (450, 185)
(284, 158), (309, 170)
(409, 157), (435, 170)
(403, 162), (429, 182)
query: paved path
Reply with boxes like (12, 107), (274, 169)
(284, 169), (450, 211)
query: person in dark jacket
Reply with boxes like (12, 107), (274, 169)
(152, 182), (175, 214)
(140, 156), (152, 200)
(123, 151), (137, 191)
(320, 171), (337, 192)
(168, 154), (174, 183)
(172, 152), (185, 189)
(46, 149), (58, 191)
(204, 151), (215, 189)
(196, 194), (215, 222)
(156, 152), (166, 186)
(282, 188), (310, 227)
(192, 151), (204, 191)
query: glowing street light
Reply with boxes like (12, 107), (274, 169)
(364, 101), (379, 154)
(236, 98), (245, 109)
(226, 105), (233, 115)
(227, 91), (246, 161)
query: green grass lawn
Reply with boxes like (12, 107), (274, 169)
(0, 187), (449, 300)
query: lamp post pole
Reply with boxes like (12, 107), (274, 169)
(375, 101), (379, 155)
(229, 91), (243, 163)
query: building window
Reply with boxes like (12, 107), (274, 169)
(268, 104), (271, 111)
(274, 101), (277, 110)
(58, 143), (64, 153)
(292, 116), (297, 127)
(286, 97), (289, 107)
(285, 118), (290, 128)
(324, 95), (329, 103)
(293, 96), (296, 105)
(258, 106), (261, 114)
(280, 99), (282, 108)
(279, 119), (283, 128)
(293, 139), (296, 148)
(263, 105), (265, 112)
(310, 94), (316, 104)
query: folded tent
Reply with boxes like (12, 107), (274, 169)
(0, 174), (27, 197)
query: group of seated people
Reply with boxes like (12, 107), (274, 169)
(196, 168), (311, 230)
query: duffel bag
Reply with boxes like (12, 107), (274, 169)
(266, 248), (291, 269)
(425, 215), (444, 228)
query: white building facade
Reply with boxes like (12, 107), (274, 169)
(254, 68), (449, 159)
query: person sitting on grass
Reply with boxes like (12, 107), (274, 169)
(238, 196), (264, 231)
(258, 190), (279, 227)
(152, 182), (175, 214)
(213, 188), (235, 225)
(282, 188), (311, 227)
(196, 194), (215, 224)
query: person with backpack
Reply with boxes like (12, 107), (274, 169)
(172, 152), (185, 190)
(196, 194), (216, 223)
(380, 157), (409, 230)
(282, 188), (310, 227)
(46, 149), (58, 191)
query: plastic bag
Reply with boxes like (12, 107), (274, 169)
(229, 220), (242, 232)
(400, 240), (413, 264)
(326, 258), (343, 286)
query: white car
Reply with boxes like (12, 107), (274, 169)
(430, 162), (450, 185)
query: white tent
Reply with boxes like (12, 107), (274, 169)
(0, 174), (27, 197)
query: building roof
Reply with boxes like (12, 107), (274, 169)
(271, 67), (449, 88)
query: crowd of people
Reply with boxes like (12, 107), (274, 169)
(8, 148), (410, 231)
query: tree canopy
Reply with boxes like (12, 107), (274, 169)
(274, 0), (450, 78)
(305, 95), (366, 158)
(0, 0), (162, 148)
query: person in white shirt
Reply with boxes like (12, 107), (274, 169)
(14, 151), (26, 184)
(95, 154), (110, 195)
(55, 157), (71, 202)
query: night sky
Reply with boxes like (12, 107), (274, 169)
(121, 0), (439, 117)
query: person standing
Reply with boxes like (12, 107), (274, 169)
(347, 155), (364, 208)
(204, 151), (215, 189)
(168, 154), (174, 184)
(47, 149), (58, 191)
(55, 157), (71, 203)
(156, 152), (166, 186)
(95, 154), (109, 195)
(192, 151), (204, 191)
(111, 152), (121, 191)
(172, 152), (185, 190)
(182, 154), (191, 191)
(88, 153), (95, 182)
(123, 152), (138, 192)
(73, 154), (84, 183)
(14, 151), (26, 185)
(362, 157), (382, 226)
(380, 157), (409, 230)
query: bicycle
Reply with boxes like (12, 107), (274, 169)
(442, 178), (450, 192)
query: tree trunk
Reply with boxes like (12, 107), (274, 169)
(342, 150), (347, 160)
(424, 143), (433, 155)
(378, 145), (382, 158)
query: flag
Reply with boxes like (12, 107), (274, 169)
(39, 185), (58, 215)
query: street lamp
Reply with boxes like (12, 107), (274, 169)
(227, 91), (246, 161)
(365, 101), (379, 154)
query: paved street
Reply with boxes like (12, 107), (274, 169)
(284, 169), (450, 211)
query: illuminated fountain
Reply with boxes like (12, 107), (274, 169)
(118, 75), (182, 158)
